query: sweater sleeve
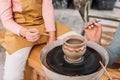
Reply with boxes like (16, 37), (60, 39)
(106, 23), (120, 66)
(42, 0), (56, 32)
(0, 0), (22, 35)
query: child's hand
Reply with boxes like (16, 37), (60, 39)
(47, 31), (56, 44)
(83, 19), (102, 44)
(25, 28), (40, 42)
(20, 28), (40, 42)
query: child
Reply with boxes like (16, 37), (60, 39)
(0, 0), (78, 80)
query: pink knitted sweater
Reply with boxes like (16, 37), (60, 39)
(0, 0), (55, 35)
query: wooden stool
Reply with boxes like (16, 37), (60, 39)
(24, 44), (48, 80)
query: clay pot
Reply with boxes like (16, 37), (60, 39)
(62, 35), (87, 63)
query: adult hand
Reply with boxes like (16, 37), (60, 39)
(83, 19), (102, 44)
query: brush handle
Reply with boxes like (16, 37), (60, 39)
(88, 20), (100, 26)
(41, 33), (50, 36)
(99, 61), (112, 80)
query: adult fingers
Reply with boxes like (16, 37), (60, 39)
(94, 21), (102, 32)
(84, 19), (97, 29)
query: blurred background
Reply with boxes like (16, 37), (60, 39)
(0, 0), (120, 80)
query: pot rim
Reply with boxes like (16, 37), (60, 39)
(63, 35), (87, 46)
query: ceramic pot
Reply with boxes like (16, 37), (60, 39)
(62, 35), (87, 63)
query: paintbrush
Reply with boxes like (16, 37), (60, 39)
(84, 20), (101, 29)
(29, 31), (50, 36)
(41, 33), (50, 36)
(99, 61), (112, 80)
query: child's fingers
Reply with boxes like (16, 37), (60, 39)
(26, 34), (40, 42)
(28, 28), (39, 34)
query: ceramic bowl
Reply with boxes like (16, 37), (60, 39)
(62, 35), (87, 63)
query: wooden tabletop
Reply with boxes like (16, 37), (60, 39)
(99, 68), (120, 80)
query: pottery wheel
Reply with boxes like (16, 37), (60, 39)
(46, 45), (102, 76)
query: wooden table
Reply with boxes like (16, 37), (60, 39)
(99, 68), (120, 80)
(24, 44), (120, 80)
